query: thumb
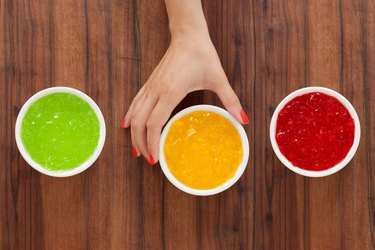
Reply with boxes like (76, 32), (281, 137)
(212, 74), (249, 125)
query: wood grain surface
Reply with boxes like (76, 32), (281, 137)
(1, 0), (374, 249)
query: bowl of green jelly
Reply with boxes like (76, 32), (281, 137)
(15, 87), (106, 177)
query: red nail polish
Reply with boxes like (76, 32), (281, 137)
(149, 154), (155, 165)
(240, 110), (249, 124)
(131, 146), (138, 157)
(121, 119), (126, 128)
(145, 156), (152, 165)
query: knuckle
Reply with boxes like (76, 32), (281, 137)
(143, 82), (150, 91)
(227, 93), (240, 106)
(133, 93), (140, 102)
(146, 118), (161, 130)
(160, 84), (175, 95)
(130, 117), (142, 128)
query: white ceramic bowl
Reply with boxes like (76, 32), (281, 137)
(159, 105), (249, 196)
(15, 87), (106, 177)
(270, 86), (360, 177)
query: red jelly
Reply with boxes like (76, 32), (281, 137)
(276, 92), (355, 171)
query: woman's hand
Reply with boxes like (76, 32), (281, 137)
(122, 0), (249, 165)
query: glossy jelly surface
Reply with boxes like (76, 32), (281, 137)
(164, 111), (243, 190)
(276, 92), (355, 171)
(21, 93), (100, 171)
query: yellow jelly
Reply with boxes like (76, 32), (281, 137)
(164, 111), (243, 190)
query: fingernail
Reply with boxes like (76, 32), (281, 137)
(240, 110), (249, 124)
(121, 119), (126, 128)
(131, 146), (139, 157)
(149, 154), (155, 165)
(145, 157), (152, 165)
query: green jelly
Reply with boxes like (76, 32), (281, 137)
(21, 93), (100, 171)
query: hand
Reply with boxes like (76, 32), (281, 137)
(122, 32), (249, 165)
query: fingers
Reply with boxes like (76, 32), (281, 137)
(130, 127), (140, 157)
(213, 73), (249, 124)
(130, 91), (159, 164)
(122, 85), (146, 128)
(124, 81), (183, 165)
(146, 94), (182, 164)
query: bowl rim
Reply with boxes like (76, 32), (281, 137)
(159, 104), (249, 196)
(269, 86), (361, 177)
(15, 86), (106, 177)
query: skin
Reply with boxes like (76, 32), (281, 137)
(123, 0), (248, 165)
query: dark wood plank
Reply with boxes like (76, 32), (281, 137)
(1, 0), (374, 249)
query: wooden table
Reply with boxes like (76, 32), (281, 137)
(1, 0), (374, 249)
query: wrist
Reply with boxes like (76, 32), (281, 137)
(165, 0), (210, 43)
(170, 24), (210, 43)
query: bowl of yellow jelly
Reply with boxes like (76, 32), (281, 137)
(15, 87), (106, 177)
(159, 105), (249, 196)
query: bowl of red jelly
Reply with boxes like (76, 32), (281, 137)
(270, 87), (360, 177)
